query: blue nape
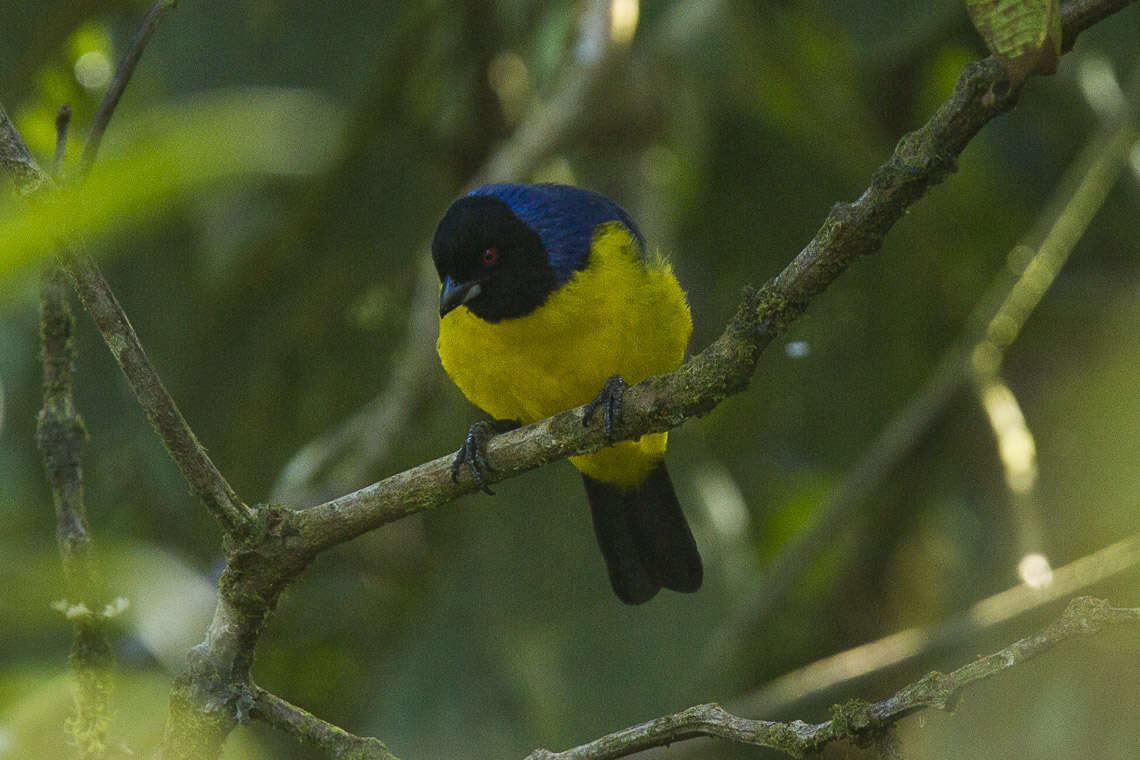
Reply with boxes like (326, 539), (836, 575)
(468, 183), (646, 285)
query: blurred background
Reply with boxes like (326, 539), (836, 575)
(2, 0), (1140, 758)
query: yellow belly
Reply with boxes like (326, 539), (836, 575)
(437, 223), (691, 488)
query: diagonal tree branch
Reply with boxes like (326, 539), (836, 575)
(250, 686), (398, 760)
(293, 0), (1136, 557)
(0, 18), (252, 539)
(70, 0), (253, 533)
(57, 250), (253, 534)
(163, 3), (639, 758)
(737, 531), (1140, 718)
(524, 598), (1140, 759)
(699, 112), (1139, 674)
(2, 2), (1134, 759)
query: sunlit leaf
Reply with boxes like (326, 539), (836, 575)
(0, 87), (345, 285)
(966, 0), (1062, 82)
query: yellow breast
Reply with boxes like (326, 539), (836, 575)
(437, 222), (692, 487)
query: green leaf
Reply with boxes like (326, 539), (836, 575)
(0, 88), (345, 285)
(966, 0), (1062, 81)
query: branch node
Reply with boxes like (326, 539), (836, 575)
(1061, 595), (1113, 633)
(830, 698), (893, 748)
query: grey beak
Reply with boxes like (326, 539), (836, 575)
(439, 276), (483, 317)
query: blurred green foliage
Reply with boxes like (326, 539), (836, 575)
(2, 1), (1139, 758)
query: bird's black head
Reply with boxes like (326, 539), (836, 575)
(431, 194), (557, 323)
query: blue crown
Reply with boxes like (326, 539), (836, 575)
(468, 183), (645, 283)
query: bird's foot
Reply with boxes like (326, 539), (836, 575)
(582, 374), (627, 443)
(451, 419), (519, 495)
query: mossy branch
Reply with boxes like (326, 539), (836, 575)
(1, 2), (1135, 760)
(38, 262), (120, 760)
(293, 0), (1135, 555)
(250, 686), (399, 760)
(37, 99), (119, 758)
(524, 598), (1140, 759)
(37, 263), (93, 593)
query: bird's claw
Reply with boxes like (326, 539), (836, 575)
(583, 374), (627, 443)
(451, 419), (518, 495)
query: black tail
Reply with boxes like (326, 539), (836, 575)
(582, 461), (702, 604)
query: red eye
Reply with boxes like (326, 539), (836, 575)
(481, 247), (500, 266)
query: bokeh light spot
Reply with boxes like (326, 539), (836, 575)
(1077, 56), (1126, 120)
(785, 340), (811, 359)
(74, 50), (112, 90)
(610, 0), (639, 46)
(1018, 553), (1053, 589)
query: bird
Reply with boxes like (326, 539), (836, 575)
(431, 182), (702, 604)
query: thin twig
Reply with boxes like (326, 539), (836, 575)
(79, 0), (178, 174)
(251, 686), (400, 760)
(53, 103), (71, 174)
(525, 598), (1140, 759)
(1059, 0), (1137, 50)
(737, 532), (1140, 716)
